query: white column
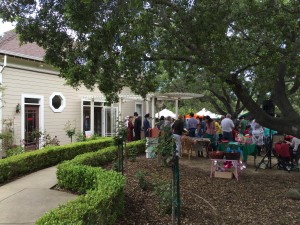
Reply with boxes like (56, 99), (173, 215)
(90, 98), (94, 134)
(151, 97), (155, 127)
(118, 98), (122, 122)
(146, 98), (149, 115)
(175, 99), (179, 119)
(80, 99), (84, 133)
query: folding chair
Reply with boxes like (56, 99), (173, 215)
(181, 136), (194, 160)
(273, 141), (292, 172)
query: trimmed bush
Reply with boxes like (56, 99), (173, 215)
(0, 137), (113, 184)
(36, 140), (146, 225)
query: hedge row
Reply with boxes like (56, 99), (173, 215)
(0, 137), (113, 184)
(36, 140), (146, 225)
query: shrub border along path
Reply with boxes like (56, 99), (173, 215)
(0, 137), (113, 185)
(36, 140), (146, 225)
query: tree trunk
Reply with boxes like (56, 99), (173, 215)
(227, 76), (300, 137)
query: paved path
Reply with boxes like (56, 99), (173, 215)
(0, 167), (77, 225)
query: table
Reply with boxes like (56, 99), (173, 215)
(193, 138), (211, 156)
(210, 159), (240, 181)
(217, 142), (257, 162)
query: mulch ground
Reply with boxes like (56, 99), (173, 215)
(116, 154), (300, 225)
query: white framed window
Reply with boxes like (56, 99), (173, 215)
(135, 103), (143, 116)
(49, 92), (66, 113)
(21, 94), (44, 147)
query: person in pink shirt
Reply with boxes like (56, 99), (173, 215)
(204, 116), (217, 146)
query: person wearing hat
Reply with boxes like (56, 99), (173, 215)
(133, 112), (142, 140)
(143, 113), (151, 138)
(157, 115), (165, 130)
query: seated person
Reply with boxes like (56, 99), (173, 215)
(286, 137), (300, 163)
(243, 125), (251, 136)
(232, 125), (240, 141)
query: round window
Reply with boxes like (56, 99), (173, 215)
(49, 92), (66, 112)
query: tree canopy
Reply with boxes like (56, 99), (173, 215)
(1, 0), (300, 136)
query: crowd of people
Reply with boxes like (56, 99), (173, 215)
(125, 112), (174, 142)
(124, 111), (300, 161)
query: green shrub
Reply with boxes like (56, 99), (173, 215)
(0, 137), (113, 184)
(6, 146), (24, 157)
(36, 140), (146, 225)
(135, 170), (150, 191)
(0, 130), (14, 151)
(154, 181), (173, 214)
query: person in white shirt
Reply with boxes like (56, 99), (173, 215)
(289, 137), (300, 154)
(286, 137), (300, 165)
(220, 114), (235, 141)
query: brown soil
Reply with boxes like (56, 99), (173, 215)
(116, 154), (300, 225)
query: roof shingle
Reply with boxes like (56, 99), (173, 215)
(0, 30), (45, 60)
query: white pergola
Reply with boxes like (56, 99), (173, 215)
(146, 92), (204, 127)
(83, 92), (204, 128)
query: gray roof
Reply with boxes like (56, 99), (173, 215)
(0, 30), (45, 61)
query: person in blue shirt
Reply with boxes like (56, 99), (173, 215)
(187, 112), (198, 137)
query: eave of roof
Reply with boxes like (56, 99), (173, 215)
(149, 92), (204, 100)
(0, 50), (43, 61)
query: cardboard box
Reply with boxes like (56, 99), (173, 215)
(214, 171), (233, 179)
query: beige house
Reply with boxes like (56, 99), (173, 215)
(0, 30), (151, 152)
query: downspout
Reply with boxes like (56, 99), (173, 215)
(0, 55), (7, 158)
(90, 98), (94, 134)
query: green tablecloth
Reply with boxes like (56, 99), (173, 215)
(217, 142), (257, 161)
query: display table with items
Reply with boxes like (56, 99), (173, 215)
(193, 137), (211, 157)
(217, 141), (257, 164)
(209, 151), (242, 181)
(181, 136), (210, 159)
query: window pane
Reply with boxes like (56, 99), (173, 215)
(52, 95), (62, 109)
(136, 103), (142, 116)
(94, 102), (103, 106)
(25, 98), (39, 104)
(83, 107), (91, 131)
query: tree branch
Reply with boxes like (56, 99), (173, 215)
(272, 62), (299, 118)
(206, 96), (227, 116)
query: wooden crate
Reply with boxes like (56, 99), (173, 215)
(214, 171), (233, 179)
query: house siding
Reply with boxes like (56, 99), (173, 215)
(2, 65), (150, 146)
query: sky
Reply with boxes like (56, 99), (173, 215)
(0, 20), (16, 36)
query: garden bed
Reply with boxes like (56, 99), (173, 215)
(116, 155), (300, 225)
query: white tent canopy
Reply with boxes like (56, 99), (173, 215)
(196, 108), (221, 119)
(155, 109), (176, 119)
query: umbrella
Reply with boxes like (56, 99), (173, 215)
(196, 108), (220, 119)
(155, 109), (176, 118)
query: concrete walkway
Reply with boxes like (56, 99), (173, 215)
(0, 167), (77, 225)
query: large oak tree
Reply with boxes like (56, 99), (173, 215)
(1, 0), (300, 136)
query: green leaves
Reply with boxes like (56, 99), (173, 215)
(2, 0), (300, 134)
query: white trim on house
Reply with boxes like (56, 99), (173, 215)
(49, 92), (66, 113)
(0, 50), (44, 62)
(21, 94), (44, 147)
(0, 55), (6, 157)
(81, 98), (108, 136)
(135, 102), (143, 117)
(5, 64), (59, 75)
(81, 99), (84, 133)
(102, 105), (118, 137)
